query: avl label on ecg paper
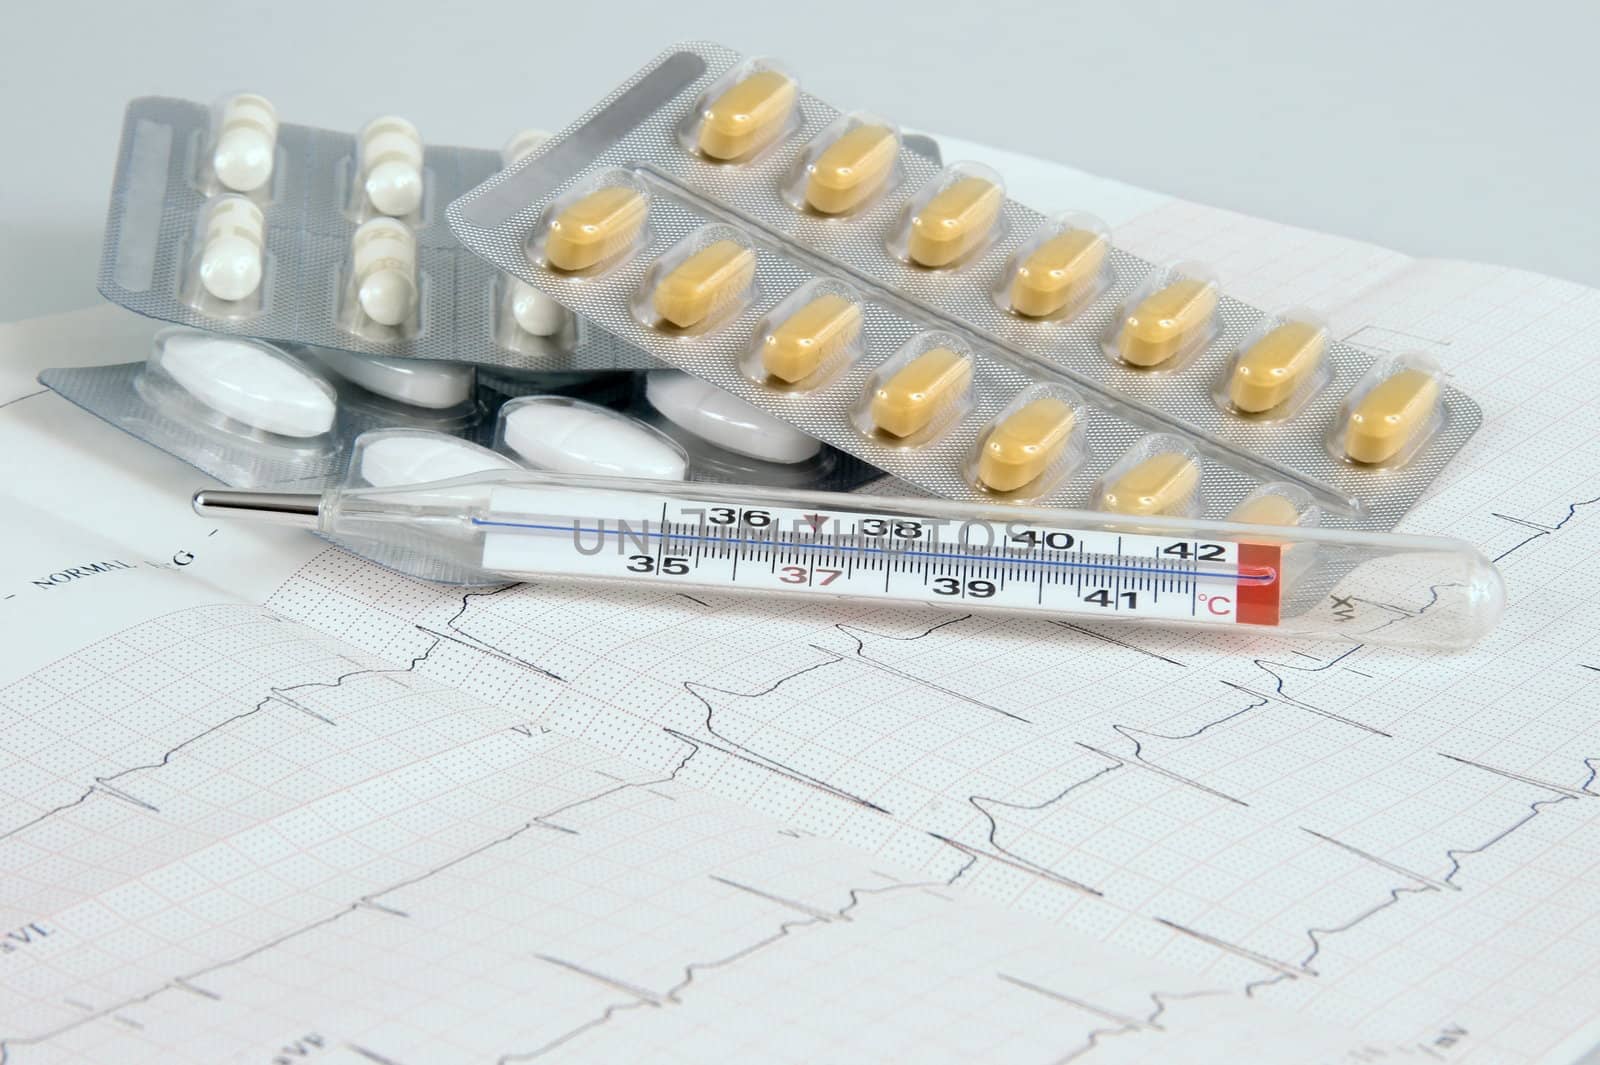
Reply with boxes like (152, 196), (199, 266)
(479, 487), (1283, 626)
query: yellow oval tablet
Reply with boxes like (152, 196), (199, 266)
(978, 397), (1077, 492)
(1227, 320), (1327, 412)
(1099, 452), (1200, 516)
(805, 124), (897, 214)
(906, 177), (1003, 267)
(762, 293), (862, 383)
(1228, 492), (1302, 526)
(870, 347), (972, 438)
(1008, 229), (1109, 318)
(1116, 278), (1218, 367)
(544, 186), (648, 272)
(1343, 368), (1441, 464)
(697, 70), (797, 161)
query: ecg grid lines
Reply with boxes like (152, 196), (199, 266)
(0, 605), (1366, 1064)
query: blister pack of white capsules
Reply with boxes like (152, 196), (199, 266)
(39, 332), (880, 494)
(95, 94), (659, 370)
(448, 42), (1482, 535)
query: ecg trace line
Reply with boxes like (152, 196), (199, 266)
(1490, 493), (1600, 563)
(0, 585), (542, 847)
(498, 854), (974, 1062)
(1075, 742), (1250, 807)
(829, 616), (1028, 722)
(1244, 756), (1600, 998)
(3, 635), (429, 843)
(0, 729), (705, 1063)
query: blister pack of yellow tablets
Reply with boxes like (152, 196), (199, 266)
(96, 95), (660, 371)
(447, 42), (1482, 532)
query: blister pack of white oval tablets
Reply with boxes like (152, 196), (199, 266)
(447, 42), (1483, 534)
(95, 94), (660, 370)
(39, 332), (880, 494)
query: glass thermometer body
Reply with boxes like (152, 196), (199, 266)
(196, 469), (1504, 649)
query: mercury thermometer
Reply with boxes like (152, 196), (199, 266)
(193, 470), (1503, 649)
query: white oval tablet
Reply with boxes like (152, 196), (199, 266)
(157, 333), (336, 438)
(501, 398), (688, 480)
(308, 347), (473, 409)
(644, 371), (821, 464)
(355, 431), (519, 487)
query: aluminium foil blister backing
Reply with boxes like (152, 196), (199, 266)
(97, 96), (657, 371)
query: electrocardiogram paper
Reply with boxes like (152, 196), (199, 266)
(0, 605), (1360, 1064)
(3, 146), (1599, 1064)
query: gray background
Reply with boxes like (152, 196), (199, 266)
(1, 0), (1595, 322)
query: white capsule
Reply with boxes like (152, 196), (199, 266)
(158, 333), (335, 438)
(211, 93), (277, 193)
(501, 398), (688, 480)
(352, 217), (417, 327)
(644, 371), (821, 464)
(198, 196), (266, 302)
(359, 115), (425, 217)
(501, 128), (552, 167)
(307, 347), (473, 409)
(356, 431), (519, 487)
(509, 279), (569, 336)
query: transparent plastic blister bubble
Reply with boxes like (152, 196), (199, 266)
(496, 394), (691, 481)
(1227, 481), (1321, 528)
(888, 162), (1007, 270)
(639, 370), (874, 490)
(143, 329), (339, 447)
(97, 95), (658, 371)
(349, 115), (428, 222)
(854, 331), (978, 446)
(446, 41), (1483, 538)
(680, 57), (800, 163)
(966, 383), (1087, 500)
(531, 169), (653, 276)
(743, 277), (866, 389)
(1107, 260), (1221, 372)
(339, 217), (422, 340)
(1214, 307), (1330, 421)
(203, 93), (279, 198)
(782, 113), (903, 217)
(633, 223), (759, 332)
(996, 212), (1113, 321)
(181, 194), (268, 316)
(346, 428), (520, 488)
(491, 273), (580, 355)
(1328, 351), (1447, 468)
(1092, 433), (1205, 518)
(297, 346), (482, 431)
